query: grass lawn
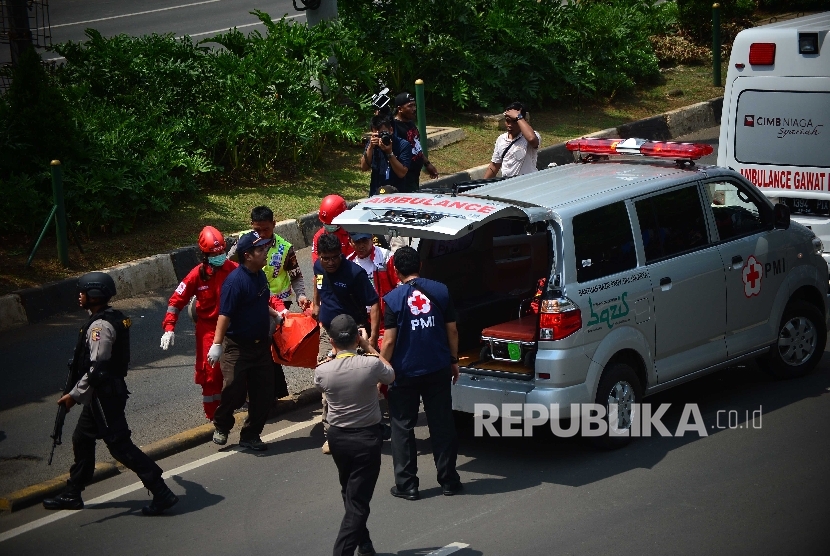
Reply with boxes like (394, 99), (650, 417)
(0, 63), (726, 295)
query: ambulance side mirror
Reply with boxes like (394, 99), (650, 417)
(774, 203), (790, 230)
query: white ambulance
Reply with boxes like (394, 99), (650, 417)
(717, 11), (830, 265)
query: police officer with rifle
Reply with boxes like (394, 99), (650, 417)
(43, 272), (179, 516)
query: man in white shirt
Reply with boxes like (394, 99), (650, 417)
(483, 101), (541, 179)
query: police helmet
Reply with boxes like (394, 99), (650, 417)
(78, 272), (116, 299)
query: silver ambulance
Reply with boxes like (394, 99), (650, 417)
(334, 138), (829, 445)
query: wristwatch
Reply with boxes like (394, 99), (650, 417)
(515, 114), (524, 121)
(450, 356), (459, 364)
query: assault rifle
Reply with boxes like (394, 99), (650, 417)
(48, 359), (76, 465)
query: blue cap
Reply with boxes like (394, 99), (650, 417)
(350, 232), (373, 242)
(236, 231), (273, 255)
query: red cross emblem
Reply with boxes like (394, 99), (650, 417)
(742, 255), (762, 298)
(407, 291), (431, 315)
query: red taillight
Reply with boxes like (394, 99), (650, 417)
(639, 141), (713, 159)
(749, 43), (776, 65)
(539, 298), (582, 340)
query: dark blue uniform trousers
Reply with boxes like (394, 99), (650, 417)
(67, 378), (163, 494)
(388, 367), (460, 491)
(328, 424), (383, 556)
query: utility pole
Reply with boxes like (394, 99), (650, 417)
(6, 0), (33, 65)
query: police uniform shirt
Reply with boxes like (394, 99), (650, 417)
(313, 257), (379, 329)
(70, 318), (117, 405)
(219, 264), (270, 340)
(314, 351), (394, 428)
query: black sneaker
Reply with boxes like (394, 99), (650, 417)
(42, 492), (83, 511)
(142, 485), (179, 516)
(239, 437), (267, 451)
(356, 539), (376, 556)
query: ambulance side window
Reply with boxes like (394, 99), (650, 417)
(635, 184), (710, 262)
(573, 202), (636, 283)
(704, 181), (766, 241)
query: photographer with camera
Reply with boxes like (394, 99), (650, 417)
(360, 114), (411, 197)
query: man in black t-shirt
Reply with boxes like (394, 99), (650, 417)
(393, 92), (439, 192)
(313, 233), (381, 348)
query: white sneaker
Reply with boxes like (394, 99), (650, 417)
(322, 440), (331, 455)
(213, 429), (228, 445)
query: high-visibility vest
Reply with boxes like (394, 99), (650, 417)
(263, 234), (293, 299)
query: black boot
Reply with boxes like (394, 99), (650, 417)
(141, 483), (178, 516)
(43, 492), (84, 511)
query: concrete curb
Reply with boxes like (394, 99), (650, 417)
(0, 388), (322, 513)
(0, 97), (722, 332)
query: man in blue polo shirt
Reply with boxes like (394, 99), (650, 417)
(208, 231), (282, 451)
(312, 233), (381, 346)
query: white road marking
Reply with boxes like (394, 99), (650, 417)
(426, 542), (470, 555)
(0, 415), (321, 544)
(46, 0), (222, 29)
(182, 14), (304, 39)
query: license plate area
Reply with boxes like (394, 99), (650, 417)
(782, 197), (830, 217)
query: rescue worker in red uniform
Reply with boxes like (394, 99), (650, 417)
(312, 194), (354, 263)
(160, 226), (238, 420)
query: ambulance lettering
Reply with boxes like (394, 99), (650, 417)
(742, 255), (763, 298)
(363, 196), (498, 213)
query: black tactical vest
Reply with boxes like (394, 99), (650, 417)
(71, 307), (131, 382)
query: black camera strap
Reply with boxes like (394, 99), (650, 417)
(501, 136), (521, 161)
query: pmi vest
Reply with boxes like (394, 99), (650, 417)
(71, 307), (131, 382)
(384, 278), (451, 378)
(264, 235), (293, 299)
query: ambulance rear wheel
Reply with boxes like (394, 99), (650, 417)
(759, 300), (826, 379)
(590, 362), (642, 450)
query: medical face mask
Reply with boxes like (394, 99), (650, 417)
(324, 224), (339, 233)
(208, 253), (227, 266)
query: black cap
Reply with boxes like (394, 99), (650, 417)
(395, 92), (415, 107)
(328, 314), (358, 345)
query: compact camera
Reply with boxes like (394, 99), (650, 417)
(378, 130), (393, 146)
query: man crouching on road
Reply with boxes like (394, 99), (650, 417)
(208, 231), (283, 451)
(315, 314), (395, 556)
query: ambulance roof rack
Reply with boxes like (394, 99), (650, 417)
(565, 138), (713, 167)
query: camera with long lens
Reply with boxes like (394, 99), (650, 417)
(372, 87), (391, 115)
(378, 130), (393, 146)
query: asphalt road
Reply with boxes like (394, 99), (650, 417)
(1, 0), (305, 65)
(0, 357), (828, 554)
(0, 243), (320, 495)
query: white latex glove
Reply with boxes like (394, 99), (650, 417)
(207, 343), (223, 366)
(297, 295), (310, 310)
(160, 331), (175, 350)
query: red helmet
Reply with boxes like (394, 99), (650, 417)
(319, 195), (347, 225)
(198, 226), (226, 255)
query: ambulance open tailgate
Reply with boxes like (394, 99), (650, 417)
(331, 193), (530, 239)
